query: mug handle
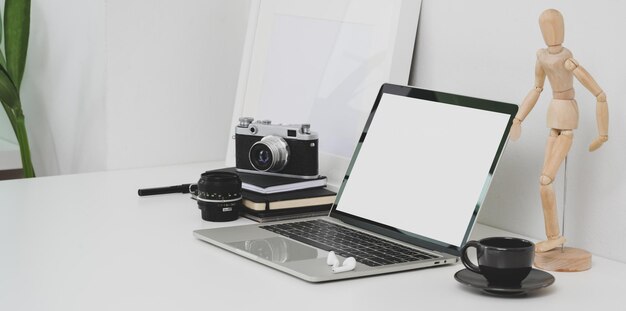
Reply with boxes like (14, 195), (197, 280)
(461, 240), (481, 273)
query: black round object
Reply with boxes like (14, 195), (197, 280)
(461, 237), (535, 286)
(454, 268), (555, 296)
(196, 171), (242, 222)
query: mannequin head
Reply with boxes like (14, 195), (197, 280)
(539, 9), (564, 52)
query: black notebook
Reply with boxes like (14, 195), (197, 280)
(212, 167), (327, 194)
(242, 205), (332, 223)
(242, 188), (336, 211)
(240, 188), (335, 223)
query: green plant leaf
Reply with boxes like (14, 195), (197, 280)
(1, 0), (34, 177)
(0, 7), (4, 45)
(0, 7), (3, 44)
(0, 52), (6, 69)
(0, 65), (19, 110)
(15, 112), (35, 177)
(1, 97), (17, 135)
(0, 8), (6, 70)
(4, 0), (30, 90)
(0, 65), (34, 178)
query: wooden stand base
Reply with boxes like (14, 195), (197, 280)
(534, 247), (592, 272)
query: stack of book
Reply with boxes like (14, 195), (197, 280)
(212, 168), (336, 222)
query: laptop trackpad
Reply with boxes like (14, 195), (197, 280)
(228, 237), (323, 263)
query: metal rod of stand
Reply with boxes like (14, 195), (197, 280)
(561, 156), (567, 252)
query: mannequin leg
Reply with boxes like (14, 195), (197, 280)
(541, 129), (562, 242)
(537, 130), (573, 253)
(543, 129), (559, 169)
(542, 130), (573, 180)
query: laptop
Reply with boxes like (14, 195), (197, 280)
(194, 83), (518, 282)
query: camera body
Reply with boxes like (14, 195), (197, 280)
(235, 117), (319, 179)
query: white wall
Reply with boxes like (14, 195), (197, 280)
(106, 0), (250, 170)
(20, 0), (107, 175)
(12, 0), (626, 263)
(0, 113), (16, 144)
(412, 0), (626, 262)
(16, 0), (250, 175)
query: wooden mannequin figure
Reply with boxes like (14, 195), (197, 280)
(510, 9), (609, 271)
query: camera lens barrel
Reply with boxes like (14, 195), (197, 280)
(196, 171), (242, 222)
(249, 135), (289, 172)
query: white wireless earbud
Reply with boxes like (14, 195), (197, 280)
(327, 251), (339, 267)
(327, 251), (356, 273)
(332, 257), (356, 273)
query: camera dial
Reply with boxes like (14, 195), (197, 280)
(300, 124), (311, 134)
(249, 135), (290, 172)
(238, 117), (254, 127)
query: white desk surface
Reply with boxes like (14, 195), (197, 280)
(1, 161), (624, 310)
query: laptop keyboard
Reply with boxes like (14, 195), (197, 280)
(260, 219), (438, 266)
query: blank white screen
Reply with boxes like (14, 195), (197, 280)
(335, 93), (510, 246)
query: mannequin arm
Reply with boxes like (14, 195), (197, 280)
(564, 58), (609, 151)
(511, 58), (545, 141)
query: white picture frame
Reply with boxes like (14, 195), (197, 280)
(226, 0), (422, 188)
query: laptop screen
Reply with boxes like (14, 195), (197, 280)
(331, 84), (517, 255)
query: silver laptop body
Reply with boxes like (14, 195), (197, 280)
(194, 84), (518, 282)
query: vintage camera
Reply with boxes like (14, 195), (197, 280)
(235, 117), (319, 179)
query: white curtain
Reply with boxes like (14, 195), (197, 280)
(17, 0), (249, 176)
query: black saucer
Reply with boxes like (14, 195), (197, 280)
(454, 268), (555, 296)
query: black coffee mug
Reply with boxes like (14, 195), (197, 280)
(461, 237), (535, 286)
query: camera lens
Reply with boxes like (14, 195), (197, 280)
(249, 144), (274, 171)
(196, 171), (242, 222)
(249, 135), (289, 172)
(256, 149), (271, 165)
